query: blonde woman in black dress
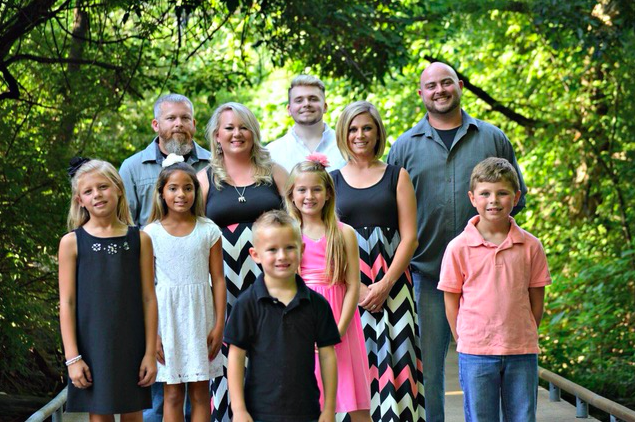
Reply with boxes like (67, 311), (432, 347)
(331, 102), (425, 421)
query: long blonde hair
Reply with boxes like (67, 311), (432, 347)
(148, 162), (205, 223)
(67, 160), (133, 231)
(284, 161), (347, 285)
(205, 102), (274, 190)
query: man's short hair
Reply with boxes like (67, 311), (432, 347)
(154, 94), (194, 119)
(252, 210), (302, 245)
(288, 75), (326, 102)
(470, 157), (520, 192)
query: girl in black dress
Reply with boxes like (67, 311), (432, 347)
(59, 158), (158, 421)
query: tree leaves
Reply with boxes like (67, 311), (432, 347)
(0, 0), (633, 408)
(0, 0), (418, 396)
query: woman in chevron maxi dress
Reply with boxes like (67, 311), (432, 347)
(198, 102), (285, 422)
(331, 101), (425, 422)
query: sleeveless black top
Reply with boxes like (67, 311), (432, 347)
(331, 164), (401, 229)
(205, 167), (283, 227)
(68, 226), (150, 413)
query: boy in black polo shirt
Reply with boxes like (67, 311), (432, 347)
(225, 210), (340, 422)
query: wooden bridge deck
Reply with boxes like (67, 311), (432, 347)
(63, 344), (599, 421)
(444, 343), (600, 421)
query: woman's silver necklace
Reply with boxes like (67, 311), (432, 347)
(234, 185), (247, 203)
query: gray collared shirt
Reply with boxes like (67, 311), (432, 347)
(119, 138), (211, 226)
(387, 110), (527, 280)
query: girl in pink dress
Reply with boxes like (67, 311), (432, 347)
(284, 154), (371, 422)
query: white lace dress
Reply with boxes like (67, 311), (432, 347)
(144, 217), (223, 384)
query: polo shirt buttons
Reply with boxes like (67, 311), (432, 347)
(494, 251), (503, 267)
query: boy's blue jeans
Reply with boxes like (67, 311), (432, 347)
(458, 353), (538, 422)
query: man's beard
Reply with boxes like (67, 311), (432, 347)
(164, 137), (194, 156)
(426, 94), (461, 115)
(296, 109), (323, 126)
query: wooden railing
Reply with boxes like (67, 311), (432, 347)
(539, 366), (635, 422)
(26, 368), (635, 421)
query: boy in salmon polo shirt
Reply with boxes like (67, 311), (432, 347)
(438, 157), (551, 422)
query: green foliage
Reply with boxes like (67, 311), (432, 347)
(1, 0), (634, 409)
(542, 251), (635, 399)
(404, 0), (635, 403)
(0, 0), (417, 396)
(249, 0), (412, 85)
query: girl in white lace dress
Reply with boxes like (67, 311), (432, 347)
(144, 155), (226, 422)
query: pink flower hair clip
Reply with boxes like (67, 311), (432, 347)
(306, 153), (330, 169)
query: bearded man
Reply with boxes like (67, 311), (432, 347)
(120, 94), (211, 227)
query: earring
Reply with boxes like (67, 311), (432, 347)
(216, 142), (223, 155)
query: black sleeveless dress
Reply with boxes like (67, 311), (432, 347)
(205, 168), (282, 422)
(66, 226), (151, 414)
(331, 164), (426, 421)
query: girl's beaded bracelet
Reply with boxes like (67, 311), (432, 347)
(65, 355), (82, 366)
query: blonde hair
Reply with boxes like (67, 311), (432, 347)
(205, 102), (274, 190)
(335, 101), (387, 162)
(284, 161), (347, 285)
(148, 162), (205, 223)
(67, 160), (133, 231)
(252, 210), (302, 246)
(470, 157), (520, 192)
(288, 75), (326, 101)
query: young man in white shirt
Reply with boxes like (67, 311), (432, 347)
(266, 75), (346, 172)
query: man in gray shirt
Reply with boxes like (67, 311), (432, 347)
(119, 93), (210, 421)
(387, 62), (527, 422)
(120, 94), (211, 227)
